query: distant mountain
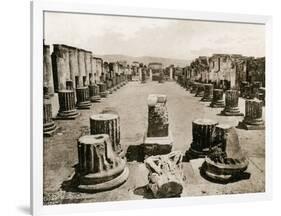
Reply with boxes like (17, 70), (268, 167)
(95, 54), (191, 68)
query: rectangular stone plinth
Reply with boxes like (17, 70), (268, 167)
(143, 130), (173, 157)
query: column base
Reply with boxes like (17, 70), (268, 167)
(195, 92), (204, 97)
(237, 121), (265, 130)
(210, 101), (225, 108)
(108, 89), (113, 94)
(43, 121), (58, 137)
(77, 101), (91, 109)
(90, 95), (101, 102)
(221, 108), (243, 116)
(76, 166), (129, 192)
(201, 97), (213, 102)
(56, 109), (80, 120)
(143, 131), (173, 157)
(100, 91), (109, 98)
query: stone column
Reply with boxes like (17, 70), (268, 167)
(221, 90), (243, 116)
(195, 83), (205, 97)
(258, 87), (265, 106)
(76, 86), (91, 109)
(158, 71), (165, 83)
(112, 76), (117, 91)
(145, 151), (184, 198)
(251, 81), (262, 99)
(187, 118), (218, 158)
(90, 113), (123, 155)
(43, 45), (54, 95)
(89, 84), (101, 102)
(68, 47), (79, 88)
(85, 51), (92, 86)
(75, 134), (129, 192)
(238, 99), (264, 130)
(240, 81), (249, 98)
(141, 70), (146, 83)
(43, 98), (57, 136)
(149, 69), (153, 81)
(210, 89), (225, 108)
(57, 90), (79, 119)
(201, 84), (214, 102)
(169, 67), (173, 80)
(98, 83), (108, 98)
(143, 94), (173, 157)
(106, 79), (113, 94)
(78, 49), (86, 87)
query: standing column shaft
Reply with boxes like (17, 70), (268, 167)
(90, 113), (122, 154)
(68, 47), (79, 89)
(43, 98), (57, 136)
(89, 84), (101, 102)
(43, 45), (54, 95)
(195, 83), (204, 97)
(210, 89), (224, 108)
(221, 90), (243, 116)
(57, 90), (79, 119)
(76, 86), (91, 109)
(201, 84), (214, 102)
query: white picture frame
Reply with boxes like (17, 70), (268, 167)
(31, 0), (273, 215)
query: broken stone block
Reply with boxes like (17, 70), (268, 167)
(238, 98), (265, 130)
(145, 151), (184, 198)
(221, 90), (243, 116)
(75, 134), (129, 192)
(143, 94), (173, 157)
(202, 125), (249, 182)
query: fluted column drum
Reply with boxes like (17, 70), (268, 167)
(201, 84), (214, 102)
(43, 98), (57, 136)
(210, 89), (225, 108)
(76, 134), (129, 192)
(57, 90), (79, 119)
(106, 79), (113, 94)
(187, 119), (218, 158)
(195, 83), (205, 97)
(90, 113), (122, 154)
(98, 83), (108, 98)
(112, 76), (117, 91)
(76, 86), (91, 109)
(221, 90), (243, 116)
(89, 84), (101, 102)
(251, 81), (262, 99)
(238, 99), (265, 130)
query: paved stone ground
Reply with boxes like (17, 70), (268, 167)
(43, 81), (265, 204)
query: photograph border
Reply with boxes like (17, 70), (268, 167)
(31, 0), (273, 215)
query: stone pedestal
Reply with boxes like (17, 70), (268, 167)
(76, 86), (91, 109)
(238, 99), (265, 130)
(251, 81), (262, 99)
(43, 98), (57, 136)
(201, 84), (214, 102)
(221, 90), (243, 116)
(106, 80), (113, 94)
(75, 134), (129, 192)
(143, 94), (173, 157)
(57, 90), (79, 119)
(90, 113), (123, 155)
(145, 151), (184, 198)
(98, 83), (108, 98)
(89, 84), (101, 102)
(187, 119), (219, 158)
(240, 81), (249, 98)
(43, 45), (54, 95)
(189, 81), (197, 94)
(112, 77), (117, 91)
(195, 83), (205, 97)
(158, 72), (165, 83)
(202, 125), (249, 182)
(210, 89), (225, 108)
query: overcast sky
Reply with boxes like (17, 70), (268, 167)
(44, 12), (265, 60)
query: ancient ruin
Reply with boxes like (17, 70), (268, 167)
(43, 97), (57, 136)
(145, 151), (184, 198)
(89, 84), (101, 102)
(201, 83), (214, 102)
(57, 90), (79, 119)
(195, 83), (205, 97)
(238, 98), (265, 130)
(221, 90), (243, 116)
(98, 83), (108, 98)
(143, 94), (173, 157)
(75, 134), (129, 192)
(76, 86), (91, 109)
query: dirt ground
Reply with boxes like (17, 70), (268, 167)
(43, 81), (265, 204)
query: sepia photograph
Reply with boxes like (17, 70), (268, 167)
(42, 10), (266, 206)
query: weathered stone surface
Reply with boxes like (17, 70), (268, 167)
(74, 134), (129, 192)
(210, 89), (224, 108)
(98, 83), (108, 98)
(43, 190), (65, 205)
(89, 84), (101, 102)
(201, 84), (213, 102)
(145, 151), (184, 198)
(143, 94), (173, 157)
(238, 99), (265, 130)
(57, 90), (79, 119)
(76, 86), (91, 109)
(195, 83), (204, 97)
(187, 118), (219, 158)
(43, 98), (57, 136)
(202, 125), (249, 182)
(90, 113), (122, 154)
(221, 90), (243, 116)
(43, 44), (54, 95)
